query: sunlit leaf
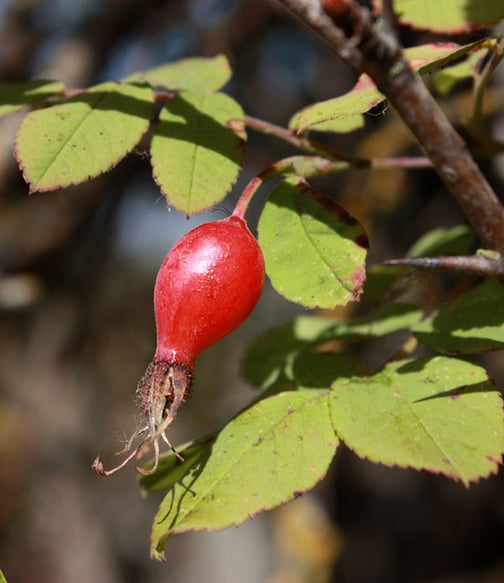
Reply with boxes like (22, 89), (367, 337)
(258, 178), (368, 309)
(413, 279), (504, 353)
(146, 390), (338, 560)
(15, 81), (153, 192)
(151, 91), (246, 214)
(0, 80), (64, 119)
(291, 41), (484, 133)
(290, 74), (382, 134)
(373, 0), (504, 33)
(325, 354), (504, 485)
(124, 54), (231, 92)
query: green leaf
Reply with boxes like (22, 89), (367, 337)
(413, 279), (504, 353)
(310, 302), (423, 339)
(241, 321), (308, 389)
(290, 74), (382, 134)
(139, 434), (217, 493)
(241, 320), (363, 391)
(433, 50), (485, 95)
(258, 178), (368, 309)
(124, 54), (231, 92)
(151, 91), (246, 215)
(405, 42), (487, 74)
(15, 82), (153, 192)
(373, 0), (504, 33)
(0, 569), (7, 583)
(146, 390), (338, 560)
(291, 42), (483, 134)
(289, 108), (365, 134)
(406, 224), (476, 257)
(242, 304), (420, 389)
(327, 354), (504, 485)
(0, 80), (64, 119)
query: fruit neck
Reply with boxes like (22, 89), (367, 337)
(154, 346), (195, 370)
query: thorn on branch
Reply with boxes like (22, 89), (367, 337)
(384, 252), (504, 279)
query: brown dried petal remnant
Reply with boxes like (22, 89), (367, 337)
(92, 360), (192, 477)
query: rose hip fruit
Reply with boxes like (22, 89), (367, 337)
(153, 214), (265, 368)
(93, 214), (264, 475)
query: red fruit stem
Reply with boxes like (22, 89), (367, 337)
(232, 154), (431, 220)
(232, 171), (273, 220)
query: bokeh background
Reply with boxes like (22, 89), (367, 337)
(0, 1), (504, 582)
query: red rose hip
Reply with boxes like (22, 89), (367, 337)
(93, 214), (264, 475)
(153, 214), (265, 367)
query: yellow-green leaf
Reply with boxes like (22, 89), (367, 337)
(0, 80), (63, 119)
(124, 54), (231, 92)
(15, 81), (154, 192)
(151, 91), (246, 214)
(258, 178), (368, 309)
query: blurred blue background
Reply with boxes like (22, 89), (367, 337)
(0, 1), (503, 582)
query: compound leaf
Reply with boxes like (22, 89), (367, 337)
(292, 42), (484, 134)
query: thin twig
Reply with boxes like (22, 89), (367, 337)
(275, 0), (504, 255)
(244, 115), (432, 170)
(232, 153), (431, 218)
(472, 39), (504, 126)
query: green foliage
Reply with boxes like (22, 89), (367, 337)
(406, 224), (476, 258)
(0, 80), (63, 119)
(11, 56), (243, 213)
(413, 280), (504, 353)
(124, 54), (232, 92)
(433, 50), (487, 96)
(328, 355), (503, 486)
(16, 82), (153, 192)
(2, 1), (504, 561)
(151, 91), (245, 214)
(373, 0), (504, 33)
(142, 390), (339, 559)
(290, 42), (484, 134)
(258, 178), (368, 309)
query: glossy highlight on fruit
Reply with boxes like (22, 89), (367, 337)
(93, 214), (265, 476)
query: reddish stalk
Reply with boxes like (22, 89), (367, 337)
(244, 115), (432, 169)
(232, 153), (431, 220)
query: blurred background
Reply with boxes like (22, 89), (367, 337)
(0, 1), (503, 582)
